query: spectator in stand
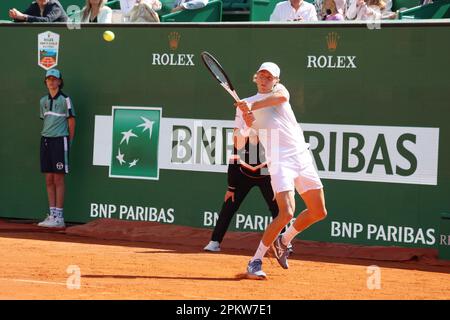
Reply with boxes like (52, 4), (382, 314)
(346, 0), (385, 20)
(315, 0), (346, 20)
(270, 0), (318, 22)
(119, 0), (161, 17)
(9, 0), (68, 22)
(171, 0), (209, 13)
(380, 0), (397, 19)
(128, 0), (162, 22)
(320, 0), (345, 20)
(81, 0), (112, 23)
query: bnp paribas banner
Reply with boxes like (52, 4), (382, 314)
(93, 107), (439, 186)
(88, 106), (443, 248)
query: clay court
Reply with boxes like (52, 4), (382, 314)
(0, 219), (449, 300)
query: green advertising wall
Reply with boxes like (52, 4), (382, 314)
(0, 22), (449, 250)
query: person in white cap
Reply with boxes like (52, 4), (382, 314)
(235, 62), (327, 279)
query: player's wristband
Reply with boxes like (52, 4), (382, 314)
(227, 186), (236, 192)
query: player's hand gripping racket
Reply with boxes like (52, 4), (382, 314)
(201, 51), (240, 102)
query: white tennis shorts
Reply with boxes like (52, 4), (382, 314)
(269, 149), (323, 194)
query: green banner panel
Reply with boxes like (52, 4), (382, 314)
(0, 22), (449, 250)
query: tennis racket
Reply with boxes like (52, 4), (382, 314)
(200, 51), (240, 102)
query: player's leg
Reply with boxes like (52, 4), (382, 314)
(246, 190), (295, 279)
(45, 173), (56, 208)
(271, 188), (327, 268)
(52, 136), (69, 226)
(281, 188), (327, 246)
(38, 137), (57, 227)
(261, 190), (295, 246)
(45, 137), (67, 227)
(54, 173), (65, 208)
(256, 176), (288, 233)
(273, 151), (327, 267)
(280, 150), (327, 245)
(205, 179), (253, 251)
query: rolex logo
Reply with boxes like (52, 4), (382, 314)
(153, 32), (194, 66)
(168, 32), (181, 51)
(326, 32), (339, 52)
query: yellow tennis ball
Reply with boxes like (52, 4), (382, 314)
(103, 30), (115, 42)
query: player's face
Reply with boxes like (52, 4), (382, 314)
(255, 70), (277, 93)
(45, 76), (60, 91)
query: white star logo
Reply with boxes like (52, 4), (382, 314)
(137, 116), (154, 139)
(120, 129), (138, 145)
(129, 159), (139, 168)
(116, 148), (126, 165)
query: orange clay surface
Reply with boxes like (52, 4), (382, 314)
(0, 221), (449, 300)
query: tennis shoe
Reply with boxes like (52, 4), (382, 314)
(271, 235), (290, 269)
(204, 241), (221, 252)
(246, 259), (266, 280)
(38, 215), (65, 228)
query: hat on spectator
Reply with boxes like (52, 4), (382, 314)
(45, 69), (61, 79)
(257, 62), (280, 78)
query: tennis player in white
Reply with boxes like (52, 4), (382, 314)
(235, 62), (328, 279)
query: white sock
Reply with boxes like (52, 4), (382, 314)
(50, 207), (56, 216)
(55, 208), (64, 219)
(251, 241), (269, 262)
(281, 224), (300, 246)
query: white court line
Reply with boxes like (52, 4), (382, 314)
(0, 278), (105, 288)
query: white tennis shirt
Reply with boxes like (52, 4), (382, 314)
(235, 84), (309, 162)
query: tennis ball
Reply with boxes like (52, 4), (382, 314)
(103, 30), (115, 42)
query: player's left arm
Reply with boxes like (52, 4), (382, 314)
(249, 92), (288, 111)
(65, 97), (76, 143)
(68, 117), (76, 142)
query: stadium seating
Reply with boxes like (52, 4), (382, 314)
(398, 0), (450, 18)
(392, 0), (421, 11)
(221, 0), (251, 21)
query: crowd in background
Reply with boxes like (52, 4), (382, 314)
(7, 0), (434, 23)
(8, 0), (209, 23)
(270, 0), (399, 21)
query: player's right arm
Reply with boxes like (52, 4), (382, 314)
(235, 85), (289, 114)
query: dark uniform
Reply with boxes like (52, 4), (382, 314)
(210, 139), (280, 243)
(40, 90), (75, 174)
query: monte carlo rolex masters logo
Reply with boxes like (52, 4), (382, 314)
(109, 107), (161, 180)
